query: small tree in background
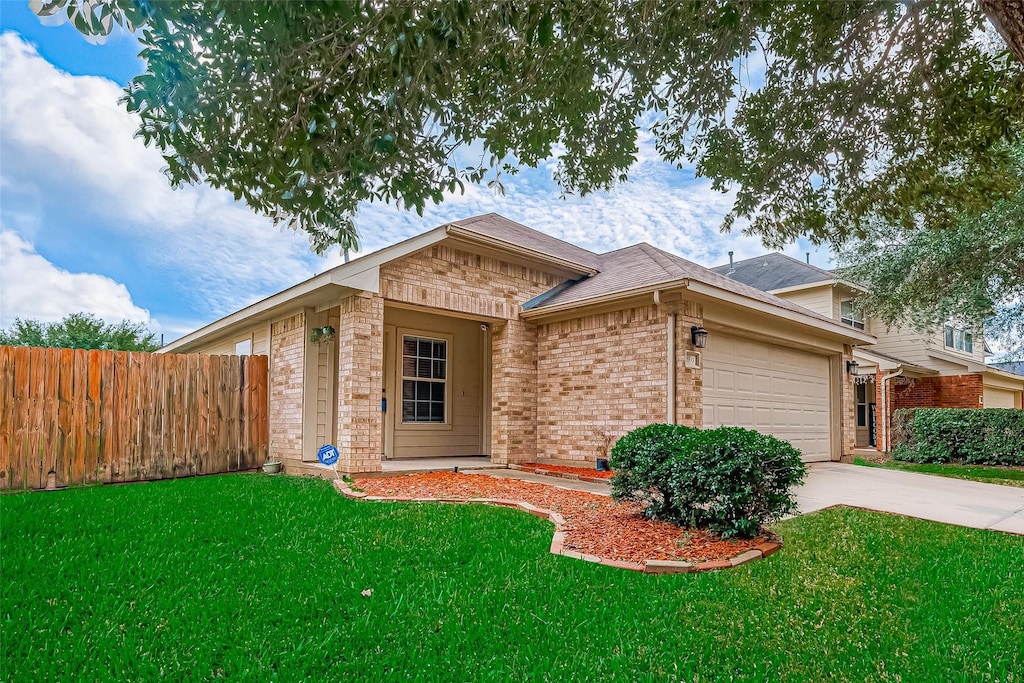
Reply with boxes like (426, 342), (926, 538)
(0, 313), (159, 351)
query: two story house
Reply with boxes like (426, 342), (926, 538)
(712, 253), (1024, 453)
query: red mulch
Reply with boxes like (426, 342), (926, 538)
(523, 463), (615, 479)
(354, 472), (767, 564)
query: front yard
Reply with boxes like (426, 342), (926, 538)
(2, 474), (1022, 681)
(855, 457), (1024, 488)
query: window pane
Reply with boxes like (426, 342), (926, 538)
(431, 382), (444, 401)
(433, 359), (446, 380)
(965, 333), (973, 353)
(402, 380), (414, 400)
(402, 401), (415, 421)
(954, 329), (964, 350)
(402, 356), (416, 376)
(856, 383), (866, 402)
(430, 402), (444, 420)
(857, 405), (866, 427)
(415, 401), (430, 420)
(415, 357), (430, 378)
(403, 338), (417, 356)
(945, 326), (954, 347)
(418, 339), (432, 357)
(434, 341), (446, 359)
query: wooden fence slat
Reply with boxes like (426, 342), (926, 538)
(182, 354), (198, 477)
(27, 348), (50, 490)
(71, 350), (88, 486)
(126, 351), (142, 482)
(9, 347), (32, 490)
(51, 348), (72, 486)
(0, 347), (13, 490)
(84, 350), (102, 484)
(97, 350), (115, 483)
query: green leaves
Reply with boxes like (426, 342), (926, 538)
(38, 0), (1024, 260)
(0, 313), (160, 351)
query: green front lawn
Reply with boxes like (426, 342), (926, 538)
(2, 475), (1022, 681)
(855, 458), (1024, 488)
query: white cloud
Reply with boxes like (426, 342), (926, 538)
(0, 230), (152, 327)
(0, 32), (328, 324)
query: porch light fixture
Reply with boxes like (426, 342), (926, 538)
(690, 326), (708, 349)
(846, 360), (860, 376)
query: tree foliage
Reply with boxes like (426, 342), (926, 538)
(0, 313), (160, 351)
(837, 143), (1024, 360)
(33, 0), (1024, 253)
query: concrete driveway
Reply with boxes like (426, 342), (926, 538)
(798, 462), (1024, 535)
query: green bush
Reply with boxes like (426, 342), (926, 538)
(893, 408), (1024, 465)
(610, 424), (807, 538)
(608, 423), (694, 521)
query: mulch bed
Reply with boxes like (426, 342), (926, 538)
(522, 463), (615, 479)
(353, 472), (769, 564)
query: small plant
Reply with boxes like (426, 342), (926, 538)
(309, 325), (336, 344)
(610, 424), (806, 538)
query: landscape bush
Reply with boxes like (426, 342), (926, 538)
(893, 408), (1024, 466)
(608, 423), (695, 521)
(610, 424), (807, 538)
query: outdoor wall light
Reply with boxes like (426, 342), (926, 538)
(690, 326), (708, 349)
(846, 360), (860, 376)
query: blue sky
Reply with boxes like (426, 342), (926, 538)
(0, 3), (823, 342)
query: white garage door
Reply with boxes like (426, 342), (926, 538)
(703, 332), (833, 462)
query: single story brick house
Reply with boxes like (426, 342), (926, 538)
(163, 214), (873, 474)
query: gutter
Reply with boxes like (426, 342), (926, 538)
(878, 368), (904, 453)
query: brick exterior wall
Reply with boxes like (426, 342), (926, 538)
(841, 349), (856, 456)
(875, 371), (983, 451)
(491, 318), (539, 464)
(269, 313), (305, 463)
(335, 293), (384, 473)
(380, 245), (565, 318)
(536, 301), (703, 464)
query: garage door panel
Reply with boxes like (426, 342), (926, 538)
(703, 333), (832, 462)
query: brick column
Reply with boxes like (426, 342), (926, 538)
(335, 293), (383, 474)
(491, 318), (537, 464)
(841, 349), (856, 457)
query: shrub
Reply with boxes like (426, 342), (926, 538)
(666, 427), (807, 538)
(893, 408), (1024, 465)
(608, 423), (694, 521)
(610, 424), (807, 538)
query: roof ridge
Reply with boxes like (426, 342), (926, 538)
(635, 242), (688, 279)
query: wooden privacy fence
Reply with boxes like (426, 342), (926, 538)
(0, 346), (268, 491)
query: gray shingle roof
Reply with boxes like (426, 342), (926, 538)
(450, 213), (602, 270)
(991, 361), (1024, 376)
(710, 252), (835, 291)
(529, 243), (846, 329)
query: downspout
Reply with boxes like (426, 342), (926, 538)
(879, 368), (903, 452)
(655, 290), (676, 424)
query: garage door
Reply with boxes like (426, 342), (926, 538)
(703, 332), (833, 461)
(984, 386), (1019, 409)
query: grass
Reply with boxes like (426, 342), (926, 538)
(855, 457), (1024, 488)
(2, 475), (1022, 682)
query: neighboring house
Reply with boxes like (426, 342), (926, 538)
(712, 252), (1024, 453)
(991, 361), (1024, 377)
(162, 214), (873, 475)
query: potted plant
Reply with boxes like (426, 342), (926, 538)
(309, 325), (336, 344)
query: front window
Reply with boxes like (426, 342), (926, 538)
(944, 324), (973, 353)
(401, 335), (447, 423)
(840, 300), (865, 330)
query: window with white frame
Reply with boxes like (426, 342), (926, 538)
(840, 300), (865, 330)
(944, 324), (973, 353)
(235, 338), (252, 355)
(401, 335), (447, 423)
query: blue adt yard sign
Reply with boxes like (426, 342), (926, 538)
(317, 444), (339, 467)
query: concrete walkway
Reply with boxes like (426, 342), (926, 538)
(796, 462), (1024, 535)
(463, 462), (1024, 535)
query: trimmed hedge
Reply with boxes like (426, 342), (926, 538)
(893, 408), (1024, 465)
(609, 424), (806, 538)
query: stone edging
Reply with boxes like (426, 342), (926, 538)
(333, 478), (782, 574)
(506, 463), (610, 484)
